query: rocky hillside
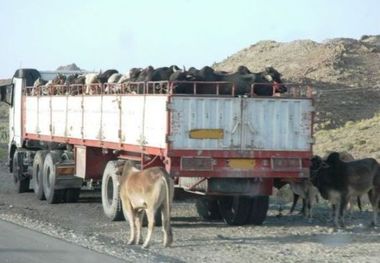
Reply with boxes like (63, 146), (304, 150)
(56, 63), (81, 71)
(214, 35), (380, 130)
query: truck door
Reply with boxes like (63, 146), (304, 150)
(170, 97), (243, 150)
(241, 97), (313, 151)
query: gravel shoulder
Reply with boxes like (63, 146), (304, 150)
(0, 158), (379, 263)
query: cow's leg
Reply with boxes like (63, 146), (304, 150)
(307, 190), (314, 222)
(135, 211), (144, 245)
(357, 196), (362, 212)
(289, 193), (299, 214)
(370, 189), (380, 226)
(330, 204), (336, 222)
(161, 201), (173, 247)
(300, 198), (306, 216)
(333, 202), (340, 228)
(339, 194), (349, 228)
(122, 200), (136, 245)
(142, 207), (155, 248)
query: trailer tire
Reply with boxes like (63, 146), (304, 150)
(248, 196), (269, 225)
(217, 196), (251, 226)
(12, 150), (30, 193)
(196, 198), (222, 220)
(32, 150), (48, 200)
(43, 152), (64, 204)
(101, 160), (124, 221)
(64, 189), (81, 203)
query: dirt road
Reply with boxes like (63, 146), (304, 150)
(0, 157), (379, 262)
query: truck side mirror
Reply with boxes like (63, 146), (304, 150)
(0, 83), (14, 106)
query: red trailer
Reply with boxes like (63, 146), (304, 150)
(0, 69), (314, 225)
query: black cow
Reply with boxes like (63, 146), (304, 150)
(252, 67), (287, 96)
(169, 71), (196, 94)
(98, 69), (119, 84)
(311, 152), (380, 227)
(218, 69), (258, 95)
(136, 66), (154, 81)
(145, 65), (181, 81)
(128, 68), (143, 81)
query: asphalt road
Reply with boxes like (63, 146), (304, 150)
(0, 219), (126, 263)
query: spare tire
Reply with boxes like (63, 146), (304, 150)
(101, 160), (124, 221)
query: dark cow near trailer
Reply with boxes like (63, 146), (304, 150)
(310, 152), (380, 227)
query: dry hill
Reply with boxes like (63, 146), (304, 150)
(214, 35), (380, 130)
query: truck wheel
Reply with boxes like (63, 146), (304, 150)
(217, 196), (251, 225)
(64, 189), (81, 203)
(32, 150), (48, 200)
(101, 160), (124, 221)
(196, 198), (222, 220)
(12, 150), (30, 193)
(42, 152), (64, 204)
(248, 196), (269, 225)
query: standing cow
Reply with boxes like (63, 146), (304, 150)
(119, 161), (174, 248)
(311, 152), (380, 227)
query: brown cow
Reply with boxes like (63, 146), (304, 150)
(119, 161), (174, 248)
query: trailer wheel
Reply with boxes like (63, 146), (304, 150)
(196, 198), (222, 220)
(32, 150), (48, 200)
(12, 150), (30, 193)
(217, 196), (251, 225)
(101, 160), (124, 221)
(64, 189), (81, 203)
(248, 196), (269, 225)
(42, 152), (64, 204)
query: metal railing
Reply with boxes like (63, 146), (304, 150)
(24, 81), (313, 98)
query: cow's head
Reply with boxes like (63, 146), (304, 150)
(170, 65), (181, 73)
(325, 152), (341, 165)
(310, 155), (330, 185)
(129, 68), (143, 81)
(237, 65), (251, 75)
(262, 67), (287, 93)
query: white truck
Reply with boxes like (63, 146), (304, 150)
(0, 68), (314, 225)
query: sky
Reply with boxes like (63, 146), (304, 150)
(0, 0), (378, 78)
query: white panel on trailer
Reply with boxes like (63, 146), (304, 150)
(66, 97), (82, 138)
(143, 96), (168, 148)
(25, 97), (38, 134)
(83, 96), (102, 140)
(51, 97), (67, 137)
(102, 96), (121, 143)
(37, 97), (51, 136)
(120, 96), (145, 146)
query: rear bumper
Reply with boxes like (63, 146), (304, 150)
(178, 177), (274, 196)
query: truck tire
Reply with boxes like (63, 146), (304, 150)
(32, 150), (48, 200)
(248, 196), (269, 225)
(12, 150), (30, 193)
(196, 198), (222, 220)
(42, 152), (64, 204)
(64, 188), (81, 203)
(217, 196), (251, 225)
(101, 160), (124, 221)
